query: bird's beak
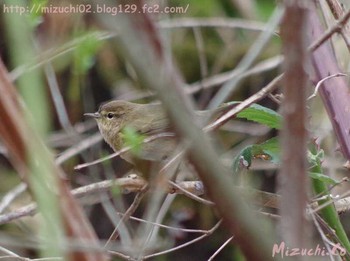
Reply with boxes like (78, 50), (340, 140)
(84, 112), (101, 119)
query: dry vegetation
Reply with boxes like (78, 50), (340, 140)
(1, 0), (350, 260)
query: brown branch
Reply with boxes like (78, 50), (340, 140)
(307, 2), (350, 161)
(308, 5), (350, 52)
(4, 175), (350, 227)
(278, 1), (309, 248)
(0, 59), (107, 261)
(325, 0), (350, 52)
(0, 177), (205, 225)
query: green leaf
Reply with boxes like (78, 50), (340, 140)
(237, 103), (282, 129)
(309, 172), (337, 185)
(308, 148), (325, 167)
(232, 137), (280, 174)
(252, 137), (280, 164)
(74, 32), (101, 74)
(232, 146), (253, 174)
(122, 126), (145, 156)
(309, 142), (350, 252)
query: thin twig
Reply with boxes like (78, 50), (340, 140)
(208, 236), (234, 261)
(325, 0), (350, 52)
(115, 211), (209, 233)
(9, 17), (267, 82)
(308, 7), (350, 52)
(208, 7), (284, 108)
(118, 55), (282, 101)
(74, 133), (175, 170)
(0, 183), (27, 213)
(309, 209), (338, 261)
(107, 250), (132, 261)
(312, 188), (350, 214)
(193, 27), (208, 80)
(56, 132), (103, 165)
(204, 74), (284, 132)
(168, 180), (212, 205)
(143, 221), (222, 260)
(0, 175), (147, 225)
(104, 184), (149, 249)
(0, 246), (20, 257)
(307, 73), (347, 100)
(9, 32), (113, 81)
(44, 63), (76, 134)
(159, 17), (267, 31)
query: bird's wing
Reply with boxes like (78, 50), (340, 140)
(128, 106), (171, 136)
(137, 115), (171, 136)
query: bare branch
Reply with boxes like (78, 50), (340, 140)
(309, 4), (350, 52)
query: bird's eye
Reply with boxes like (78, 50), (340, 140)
(107, 113), (114, 119)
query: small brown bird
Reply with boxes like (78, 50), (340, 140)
(84, 100), (177, 164)
(85, 100), (234, 167)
